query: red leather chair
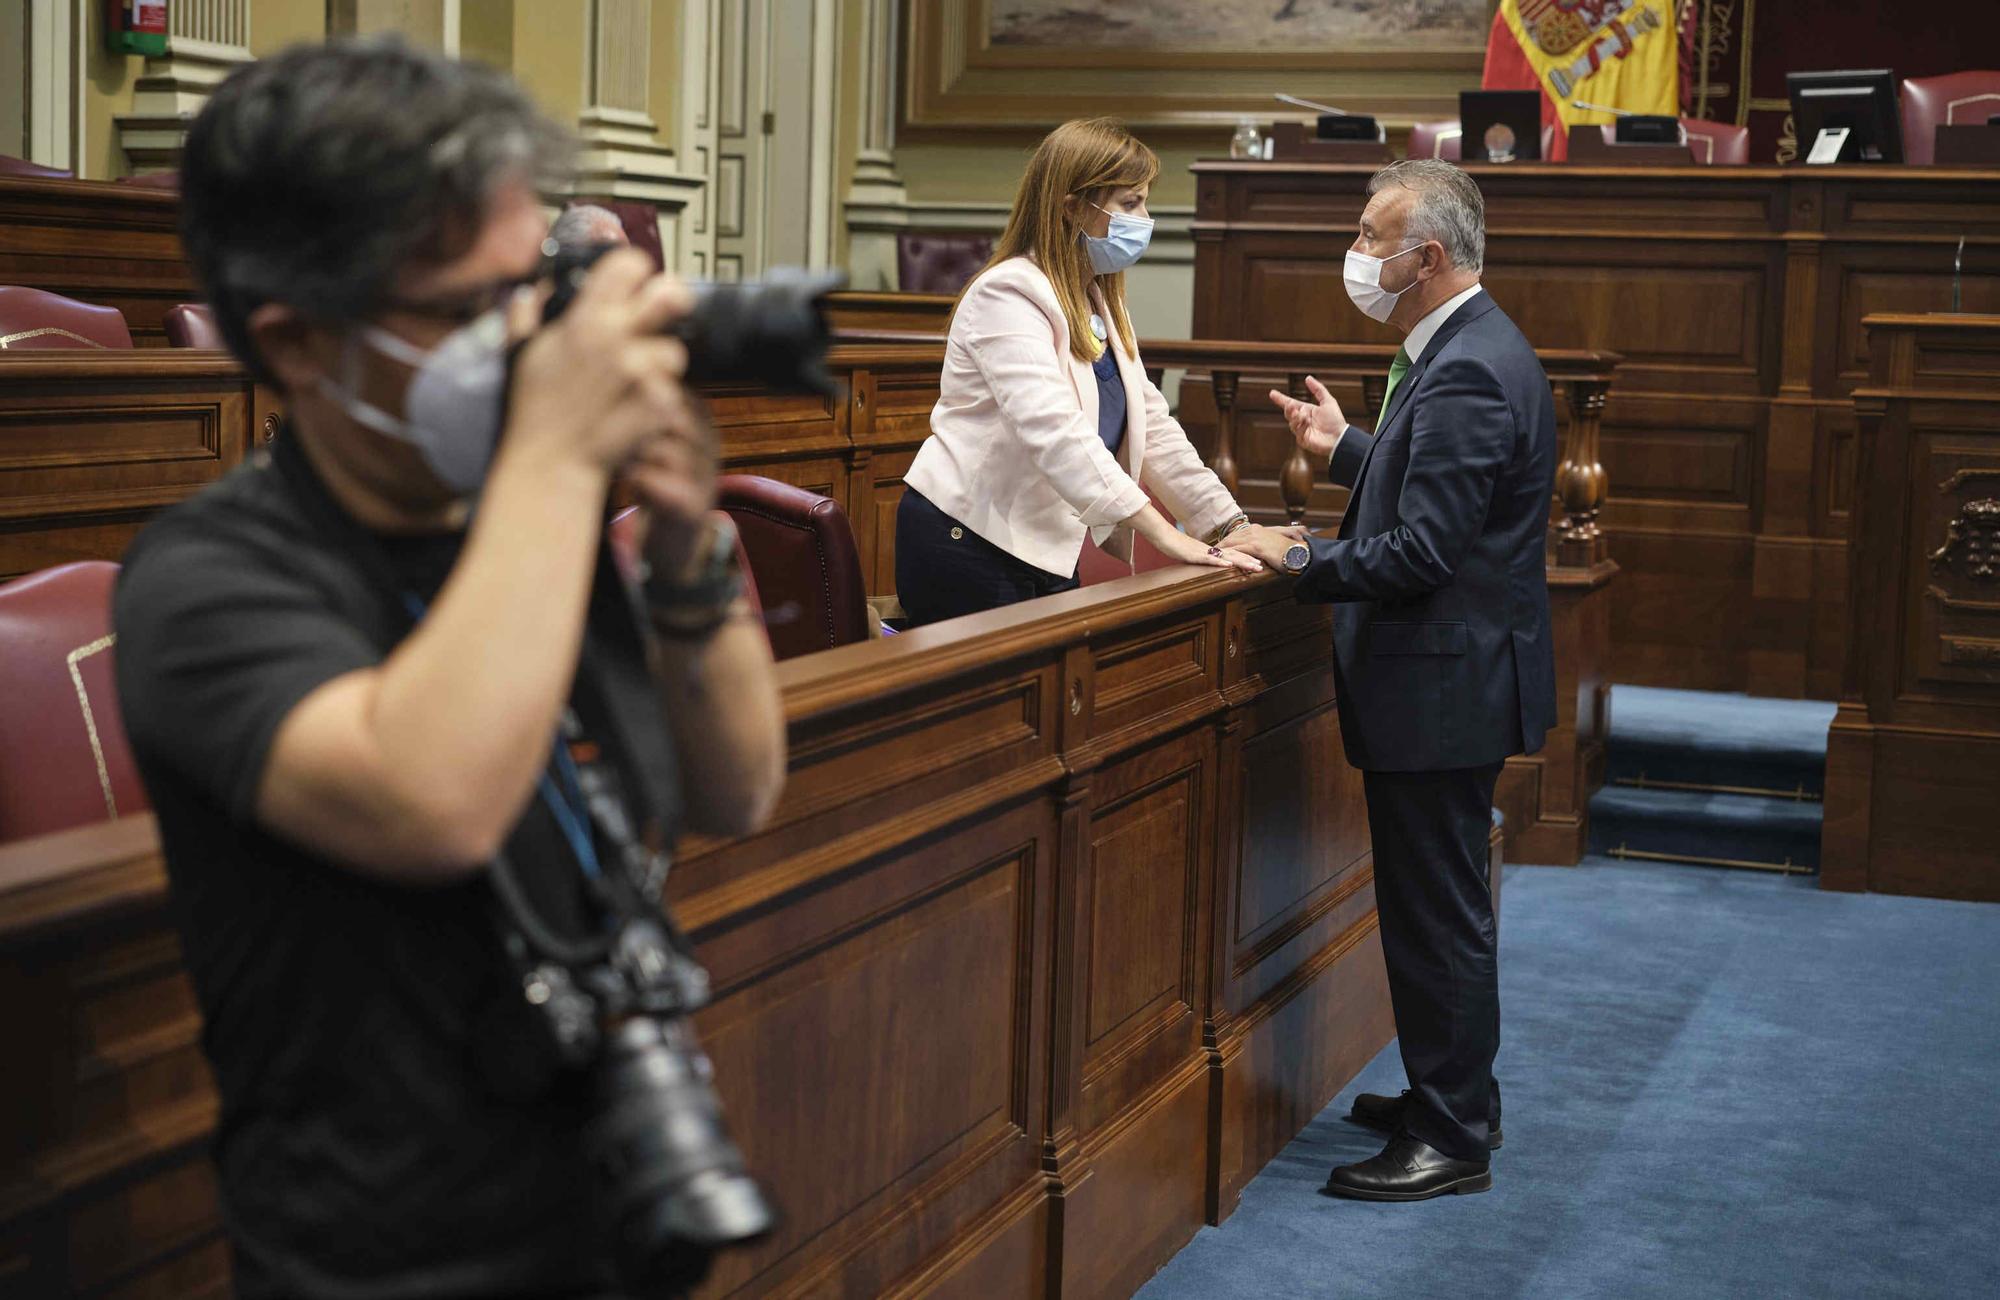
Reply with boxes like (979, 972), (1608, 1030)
(1592, 118), (1750, 164)
(1409, 120), (1466, 161)
(0, 286), (134, 350)
(1408, 119), (1558, 162)
(0, 562), (149, 842)
(1675, 117), (1751, 165)
(896, 234), (993, 295)
(163, 303), (225, 348)
(0, 154), (72, 179)
(1900, 71), (2000, 165)
(717, 476), (869, 661)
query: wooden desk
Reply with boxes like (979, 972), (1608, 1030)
(0, 562), (1498, 1298)
(0, 351), (279, 582)
(1190, 160), (2000, 698)
(1822, 313), (2000, 902)
(0, 177), (190, 348)
(0, 344), (932, 590)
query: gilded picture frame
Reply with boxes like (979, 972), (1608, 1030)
(903, 0), (1494, 135)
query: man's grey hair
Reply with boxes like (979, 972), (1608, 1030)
(548, 203), (627, 254)
(1366, 159), (1485, 274)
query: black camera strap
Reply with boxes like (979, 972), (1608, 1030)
(266, 430), (685, 938)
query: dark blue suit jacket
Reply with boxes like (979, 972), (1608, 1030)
(1297, 290), (1558, 772)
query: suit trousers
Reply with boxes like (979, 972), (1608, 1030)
(1362, 762), (1505, 1164)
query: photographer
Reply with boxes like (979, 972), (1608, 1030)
(112, 38), (784, 1299)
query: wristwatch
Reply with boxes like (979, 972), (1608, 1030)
(642, 515), (746, 637)
(1282, 542), (1312, 574)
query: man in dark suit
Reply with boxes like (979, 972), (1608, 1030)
(1225, 159), (1556, 1201)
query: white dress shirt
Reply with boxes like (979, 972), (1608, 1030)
(1331, 282), (1487, 461)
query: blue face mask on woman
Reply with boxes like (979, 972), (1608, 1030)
(1081, 201), (1154, 274)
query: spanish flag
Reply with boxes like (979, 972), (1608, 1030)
(1482, 0), (1682, 160)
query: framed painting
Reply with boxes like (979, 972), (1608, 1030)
(904, 0), (1493, 134)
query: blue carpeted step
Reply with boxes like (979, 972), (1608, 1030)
(1603, 686), (1836, 797)
(1587, 784), (1822, 872)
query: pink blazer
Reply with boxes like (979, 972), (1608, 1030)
(904, 256), (1243, 578)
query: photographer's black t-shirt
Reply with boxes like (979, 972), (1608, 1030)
(113, 435), (663, 1299)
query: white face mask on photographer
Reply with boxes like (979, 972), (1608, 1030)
(316, 310), (512, 496)
(1343, 241), (1424, 324)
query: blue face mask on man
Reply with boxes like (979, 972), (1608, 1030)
(1081, 200), (1154, 274)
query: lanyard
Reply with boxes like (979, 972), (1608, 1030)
(400, 592), (601, 881)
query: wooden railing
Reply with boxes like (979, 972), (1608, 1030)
(1137, 340), (1621, 565)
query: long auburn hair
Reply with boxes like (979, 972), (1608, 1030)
(967, 117), (1159, 363)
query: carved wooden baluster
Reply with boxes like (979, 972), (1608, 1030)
(1210, 367), (1240, 499)
(1361, 373), (1387, 431)
(1279, 371), (1314, 524)
(1555, 376), (1611, 566)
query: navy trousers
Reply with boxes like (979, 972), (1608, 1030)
(1362, 762), (1505, 1164)
(895, 488), (1077, 628)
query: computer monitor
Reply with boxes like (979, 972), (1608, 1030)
(1787, 69), (1902, 163)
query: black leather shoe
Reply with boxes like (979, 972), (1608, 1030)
(1348, 1091), (1503, 1150)
(1324, 1133), (1492, 1201)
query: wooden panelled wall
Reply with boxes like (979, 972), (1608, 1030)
(1189, 161), (2000, 699)
(0, 558), (1484, 1298)
(1823, 314), (2000, 903)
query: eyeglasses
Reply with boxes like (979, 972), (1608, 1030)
(379, 266), (548, 326)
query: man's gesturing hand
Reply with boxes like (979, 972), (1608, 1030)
(503, 247), (698, 476)
(1267, 375), (1347, 461)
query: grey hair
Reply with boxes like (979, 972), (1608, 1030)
(1366, 159), (1485, 274)
(549, 203), (627, 254)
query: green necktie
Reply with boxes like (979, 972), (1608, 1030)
(1376, 346), (1412, 429)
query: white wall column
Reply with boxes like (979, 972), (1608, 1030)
(672, 0), (721, 278)
(24, 0), (85, 173)
(116, 0), (254, 173)
(573, 0), (704, 270)
(842, 0), (909, 289)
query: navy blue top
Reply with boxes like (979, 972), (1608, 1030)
(1092, 346), (1126, 455)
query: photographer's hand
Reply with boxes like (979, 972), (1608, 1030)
(504, 248), (699, 477)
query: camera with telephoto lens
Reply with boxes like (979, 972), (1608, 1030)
(489, 760), (775, 1296)
(541, 240), (846, 396)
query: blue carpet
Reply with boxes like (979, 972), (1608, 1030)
(1136, 859), (2000, 1300)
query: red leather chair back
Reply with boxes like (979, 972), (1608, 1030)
(896, 234), (993, 295)
(717, 476), (869, 661)
(1679, 117), (1751, 164)
(1409, 120), (1464, 161)
(569, 198), (667, 272)
(1592, 118), (1750, 164)
(606, 506), (766, 630)
(1900, 71), (2000, 165)
(164, 303), (225, 348)
(0, 286), (134, 350)
(0, 562), (149, 843)
(0, 154), (71, 178)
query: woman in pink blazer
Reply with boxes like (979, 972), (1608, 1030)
(896, 117), (1260, 627)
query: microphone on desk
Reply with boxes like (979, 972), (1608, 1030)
(1570, 100), (1632, 117)
(1955, 235), (1966, 314)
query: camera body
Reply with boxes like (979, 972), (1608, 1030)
(493, 733), (775, 1297)
(543, 242), (846, 395)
